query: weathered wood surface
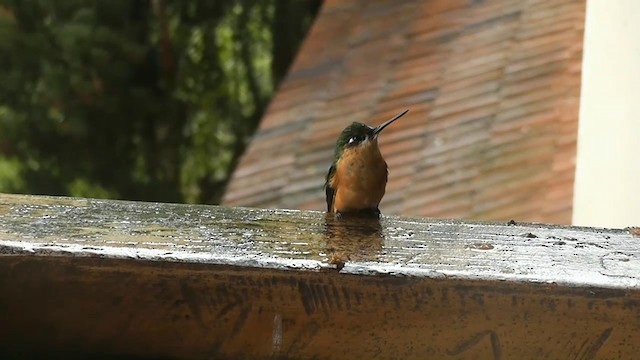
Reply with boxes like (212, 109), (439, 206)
(1, 193), (639, 359)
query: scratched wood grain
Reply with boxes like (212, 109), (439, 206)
(1, 193), (639, 359)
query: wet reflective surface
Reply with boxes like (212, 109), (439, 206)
(323, 213), (384, 268)
(2, 194), (640, 359)
(1, 193), (639, 288)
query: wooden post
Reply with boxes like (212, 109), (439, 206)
(1, 193), (639, 359)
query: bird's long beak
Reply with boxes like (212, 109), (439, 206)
(373, 109), (409, 137)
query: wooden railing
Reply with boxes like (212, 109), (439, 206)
(1, 193), (639, 359)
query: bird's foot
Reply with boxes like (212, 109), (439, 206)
(335, 208), (380, 219)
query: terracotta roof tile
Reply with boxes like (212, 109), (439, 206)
(224, 0), (585, 224)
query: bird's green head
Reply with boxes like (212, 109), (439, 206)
(333, 109), (408, 160)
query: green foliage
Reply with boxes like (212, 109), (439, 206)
(0, 155), (23, 192)
(0, 0), (320, 203)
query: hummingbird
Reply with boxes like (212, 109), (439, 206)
(324, 109), (409, 218)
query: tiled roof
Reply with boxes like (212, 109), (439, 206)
(223, 0), (585, 224)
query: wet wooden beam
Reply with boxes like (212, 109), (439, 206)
(1, 193), (639, 359)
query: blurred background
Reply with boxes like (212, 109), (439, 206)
(1, 0), (638, 228)
(0, 0), (321, 204)
(223, 0), (585, 225)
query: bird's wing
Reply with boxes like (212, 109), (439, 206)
(324, 163), (336, 212)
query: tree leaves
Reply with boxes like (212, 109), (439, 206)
(0, 0), (321, 203)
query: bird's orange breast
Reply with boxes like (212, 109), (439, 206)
(330, 141), (388, 213)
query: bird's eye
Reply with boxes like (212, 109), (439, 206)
(348, 135), (365, 145)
